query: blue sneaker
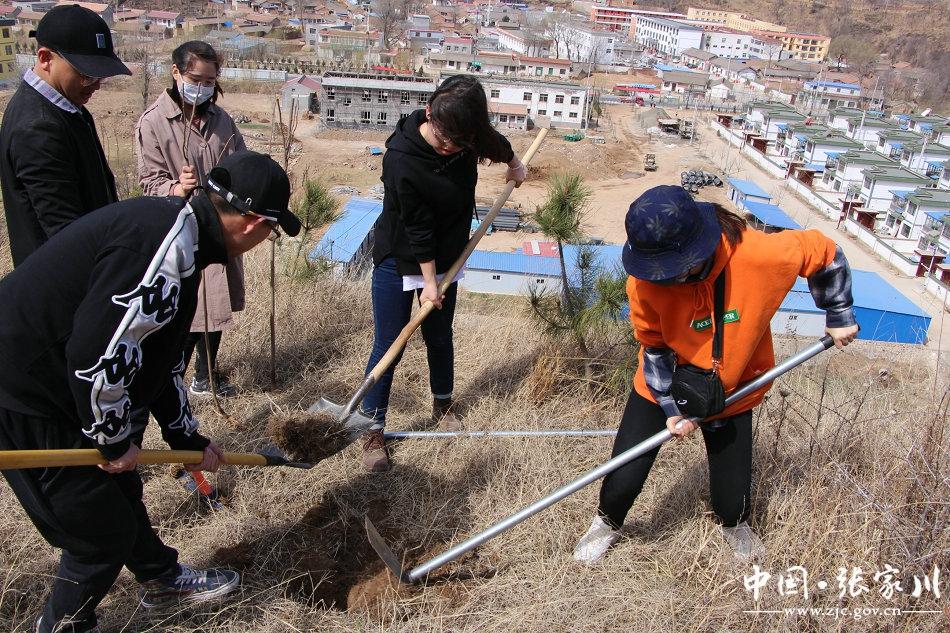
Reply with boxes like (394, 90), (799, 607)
(139, 564), (240, 609)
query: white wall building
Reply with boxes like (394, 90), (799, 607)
(634, 15), (702, 58)
(489, 27), (549, 58)
(551, 22), (616, 65)
(474, 74), (588, 129)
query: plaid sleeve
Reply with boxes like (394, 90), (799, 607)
(643, 346), (681, 418)
(806, 246), (857, 328)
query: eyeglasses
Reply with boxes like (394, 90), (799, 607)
(52, 51), (102, 87)
(428, 121), (461, 151)
(238, 208), (282, 239)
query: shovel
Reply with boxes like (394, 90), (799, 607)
(0, 448), (315, 471)
(366, 335), (836, 583)
(314, 127), (550, 424)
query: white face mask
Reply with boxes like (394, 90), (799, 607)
(179, 79), (215, 106)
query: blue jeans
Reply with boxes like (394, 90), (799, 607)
(361, 257), (457, 428)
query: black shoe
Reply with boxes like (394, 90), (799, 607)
(189, 376), (237, 398)
(139, 564), (240, 609)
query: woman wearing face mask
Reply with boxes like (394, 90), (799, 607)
(135, 40), (247, 399)
(572, 185), (859, 565)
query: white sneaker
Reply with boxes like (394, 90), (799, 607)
(572, 515), (621, 564)
(721, 521), (766, 560)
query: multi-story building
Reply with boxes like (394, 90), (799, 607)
(857, 165), (932, 216)
(885, 187), (950, 249)
(588, 4), (640, 35)
(823, 149), (896, 196)
(634, 16), (702, 58)
(551, 22), (616, 65)
(0, 18), (14, 85)
(757, 30), (830, 61)
(844, 115), (899, 149)
(899, 141), (950, 179)
(877, 129), (924, 160)
(940, 160), (950, 190)
(489, 27), (550, 57)
(685, 7), (735, 24)
(906, 114), (949, 138)
(314, 29), (383, 62)
(725, 14), (785, 33)
(320, 71), (436, 129)
(798, 80), (861, 114)
(473, 73), (588, 129)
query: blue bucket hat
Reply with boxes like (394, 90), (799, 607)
(621, 185), (721, 281)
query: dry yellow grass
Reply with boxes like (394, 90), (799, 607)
(0, 238), (946, 632)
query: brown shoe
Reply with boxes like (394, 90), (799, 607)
(432, 397), (462, 432)
(361, 429), (391, 472)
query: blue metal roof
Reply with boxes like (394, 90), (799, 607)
(806, 162), (826, 173)
(824, 151), (841, 158)
(925, 211), (947, 221)
(744, 201), (802, 230)
(783, 270), (930, 344)
(805, 81), (860, 90)
(890, 142), (904, 150)
(891, 190), (910, 199)
(776, 123), (789, 130)
(467, 244), (625, 285)
(728, 178), (772, 199)
(467, 250), (562, 276)
(309, 197), (382, 263)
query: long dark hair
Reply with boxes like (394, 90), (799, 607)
(169, 40), (224, 113)
(428, 75), (507, 163)
(712, 203), (746, 246)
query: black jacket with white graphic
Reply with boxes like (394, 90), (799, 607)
(0, 194), (226, 460)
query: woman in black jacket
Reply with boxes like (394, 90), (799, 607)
(358, 75), (526, 472)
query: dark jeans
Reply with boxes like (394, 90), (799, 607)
(183, 330), (223, 382)
(0, 407), (179, 633)
(598, 389), (753, 529)
(361, 257), (457, 427)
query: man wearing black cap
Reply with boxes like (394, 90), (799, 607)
(0, 151), (301, 633)
(0, 4), (132, 268)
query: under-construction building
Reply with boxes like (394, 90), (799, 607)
(320, 71), (437, 129)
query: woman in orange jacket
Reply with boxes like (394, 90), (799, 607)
(573, 185), (859, 564)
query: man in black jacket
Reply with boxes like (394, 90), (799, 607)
(0, 4), (130, 268)
(0, 151), (301, 633)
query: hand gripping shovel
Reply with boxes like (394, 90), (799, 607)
(0, 448), (315, 471)
(366, 335), (836, 583)
(313, 127), (550, 424)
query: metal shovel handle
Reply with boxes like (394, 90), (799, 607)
(341, 128), (550, 419)
(368, 336), (835, 583)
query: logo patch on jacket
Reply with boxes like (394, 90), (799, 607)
(691, 310), (740, 331)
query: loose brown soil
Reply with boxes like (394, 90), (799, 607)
(267, 411), (350, 463)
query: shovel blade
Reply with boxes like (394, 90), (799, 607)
(365, 516), (411, 584)
(309, 397), (345, 417)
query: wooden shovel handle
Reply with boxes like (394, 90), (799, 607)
(0, 449), (269, 470)
(367, 127), (549, 383)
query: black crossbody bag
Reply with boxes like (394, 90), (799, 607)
(670, 271), (727, 418)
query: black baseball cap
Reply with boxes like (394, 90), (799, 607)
(207, 151), (301, 237)
(30, 5), (131, 78)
